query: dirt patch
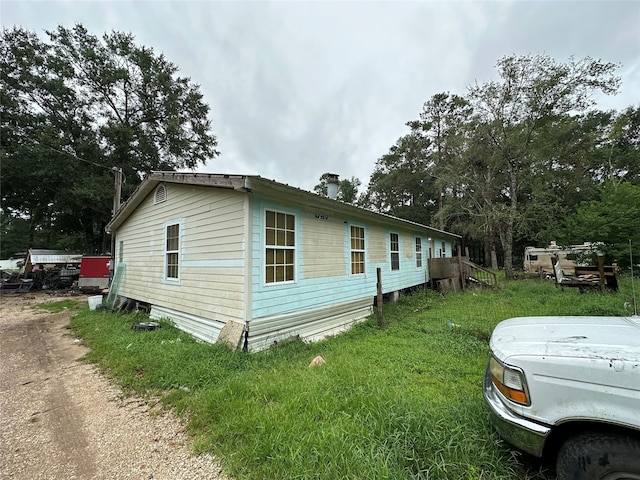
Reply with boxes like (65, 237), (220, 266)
(0, 292), (228, 480)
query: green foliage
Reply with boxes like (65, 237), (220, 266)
(609, 107), (640, 183)
(565, 182), (640, 268)
(362, 134), (438, 224)
(0, 211), (31, 258)
(314, 173), (362, 204)
(68, 278), (638, 479)
(459, 55), (620, 277)
(0, 24), (218, 255)
(363, 93), (472, 227)
(366, 55), (637, 276)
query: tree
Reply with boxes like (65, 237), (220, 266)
(410, 92), (473, 230)
(361, 134), (438, 223)
(564, 182), (640, 269)
(461, 54), (620, 278)
(511, 111), (611, 247)
(362, 94), (469, 226)
(433, 115), (507, 264)
(313, 173), (361, 204)
(368, 57), (634, 272)
(607, 107), (640, 185)
(0, 24), (218, 255)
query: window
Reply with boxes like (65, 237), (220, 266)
(154, 184), (167, 204)
(350, 226), (365, 275)
(415, 237), (422, 268)
(165, 223), (180, 279)
(441, 241), (446, 258)
(265, 210), (295, 283)
(390, 233), (400, 271)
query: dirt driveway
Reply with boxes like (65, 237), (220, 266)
(0, 292), (227, 480)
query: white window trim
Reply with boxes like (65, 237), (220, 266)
(415, 236), (422, 269)
(390, 232), (400, 272)
(349, 224), (366, 277)
(263, 208), (297, 286)
(162, 218), (184, 286)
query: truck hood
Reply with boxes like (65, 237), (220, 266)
(490, 315), (640, 363)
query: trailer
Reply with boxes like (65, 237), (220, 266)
(523, 242), (599, 275)
(78, 255), (111, 292)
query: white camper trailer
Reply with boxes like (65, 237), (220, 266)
(523, 242), (598, 275)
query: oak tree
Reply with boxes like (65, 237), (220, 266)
(0, 24), (218, 255)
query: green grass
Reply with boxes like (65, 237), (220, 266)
(35, 298), (82, 313)
(68, 275), (638, 480)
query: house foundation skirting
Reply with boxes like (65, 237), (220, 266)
(248, 297), (374, 352)
(150, 305), (227, 344)
(150, 297), (375, 352)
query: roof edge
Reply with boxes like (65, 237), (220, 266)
(106, 172), (461, 239)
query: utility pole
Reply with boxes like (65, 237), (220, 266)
(109, 167), (123, 270)
(112, 167), (123, 215)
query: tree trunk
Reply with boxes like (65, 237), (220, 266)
(483, 239), (491, 267)
(503, 165), (518, 279)
(503, 226), (514, 278)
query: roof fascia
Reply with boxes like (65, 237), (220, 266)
(106, 173), (251, 232)
(107, 172), (460, 240)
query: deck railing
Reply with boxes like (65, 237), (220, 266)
(461, 260), (497, 288)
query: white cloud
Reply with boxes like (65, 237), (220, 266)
(2, 0), (638, 192)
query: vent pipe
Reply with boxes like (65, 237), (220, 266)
(326, 173), (339, 199)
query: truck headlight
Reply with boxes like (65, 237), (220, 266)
(489, 355), (530, 406)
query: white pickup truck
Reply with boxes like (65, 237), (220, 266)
(484, 315), (640, 479)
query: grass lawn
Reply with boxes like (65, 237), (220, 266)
(67, 275), (637, 480)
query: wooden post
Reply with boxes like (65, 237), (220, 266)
(110, 166), (123, 273)
(376, 267), (384, 328)
(598, 255), (605, 291)
(457, 245), (465, 291)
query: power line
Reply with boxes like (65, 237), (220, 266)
(46, 145), (111, 171)
(24, 137), (113, 171)
(23, 138), (126, 212)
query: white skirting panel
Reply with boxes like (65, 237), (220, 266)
(248, 297), (374, 352)
(150, 305), (226, 344)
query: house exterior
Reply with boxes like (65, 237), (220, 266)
(105, 172), (461, 351)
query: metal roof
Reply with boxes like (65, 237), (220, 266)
(27, 249), (83, 265)
(106, 171), (461, 240)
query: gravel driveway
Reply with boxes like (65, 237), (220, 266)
(0, 292), (228, 480)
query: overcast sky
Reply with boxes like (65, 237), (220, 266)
(2, 1), (639, 192)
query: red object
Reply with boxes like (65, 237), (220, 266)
(78, 256), (111, 290)
(79, 256), (111, 279)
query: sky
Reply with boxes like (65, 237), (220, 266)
(2, 0), (639, 193)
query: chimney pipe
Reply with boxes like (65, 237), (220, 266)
(327, 173), (339, 199)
